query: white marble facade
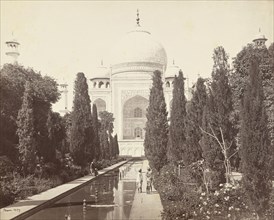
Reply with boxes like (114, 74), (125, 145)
(89, 23), (181, 157)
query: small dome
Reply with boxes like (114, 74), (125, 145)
(253, 29), (267, 42)
(165, 63), (181, 78)
(90, 64), (110, 79)
(110, 25), (167, 72)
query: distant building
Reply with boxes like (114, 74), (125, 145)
(89, 12), (186, 157)
(253, 28), (267, 48)
(5, 33), (20, 64)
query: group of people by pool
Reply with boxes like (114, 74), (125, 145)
(136, 167), (153, 193)
(89, 160), (153, 194)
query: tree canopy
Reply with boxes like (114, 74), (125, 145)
(70, 72), (94, 167)
(144, 70), (169, 172)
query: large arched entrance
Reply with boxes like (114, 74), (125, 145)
(123, 95), (148, 140)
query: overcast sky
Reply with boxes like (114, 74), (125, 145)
(1, 1), (273, 111)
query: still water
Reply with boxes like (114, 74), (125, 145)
(27, 160), (143, 220)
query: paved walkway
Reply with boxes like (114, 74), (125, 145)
(0, 160), (128, 220)
(129, 160), (163, 220)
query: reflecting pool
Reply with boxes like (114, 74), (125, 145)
(26, 160), (143, 220)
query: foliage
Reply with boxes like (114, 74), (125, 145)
(240, 58), (272, 218)
(201, 47), (235, 188)
(113, 134), (120, 157)
(0, 64), (60, 163)
(99, 111), (115, 160)
(92, 104), (101, 160)
(231, 43), (274, 145)
(0, 172), (62, 208)
(144, 70), (169, 172)
(70, 72), (94, 167)
(16, 82), (36, 174)
(185, 77), (207, 166)
(0, 156), (15, 176)
(168, 71), (187, 163)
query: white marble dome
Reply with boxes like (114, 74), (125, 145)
(110, 25), (167, 73)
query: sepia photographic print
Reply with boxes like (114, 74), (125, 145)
(0, 1), (273, 219)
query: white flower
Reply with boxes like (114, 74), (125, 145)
(206, 216), (210, 219)
(207, 211), (210, 214)
(235, 208), (240, 211)
(224, 196), (230, 201)
(214, 191), (220, 196)
(200, 197), (203, 200)
(215, 204), (219, 207)
(201, 192), (206, 196)
(219, 183), (223, 187)
(228, 214), (231, 218)
(203, 201), (207, 205)
(228, 206), (234, 210)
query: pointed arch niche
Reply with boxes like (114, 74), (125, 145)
(93, 98), (106, 113)
(123, 95), (148, 140)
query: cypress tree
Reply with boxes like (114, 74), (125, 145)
(113, 134), (119, 157)
(46, 111), (57, 162)
(99, 111), (114, 160)
(240, 58), (272, 218)
(16, 82), (36, 174)
(168, 71), (187, 163)
(144, 70), (169, 172)
(201, 47), (235, 187)
(70, 72), (94, 167)
(185, 77), (207, 165)
(92, 104), (101, 160)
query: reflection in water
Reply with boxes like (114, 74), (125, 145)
(26, 161), (141, 220)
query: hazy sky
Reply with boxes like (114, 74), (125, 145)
(1, 1), (273, 111)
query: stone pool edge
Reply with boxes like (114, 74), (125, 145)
(0, 159), (130, 220)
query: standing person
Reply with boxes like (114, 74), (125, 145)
(90, 159), (98, 176)
(146, 167), (153, 193)
(136, 169), (143, 193)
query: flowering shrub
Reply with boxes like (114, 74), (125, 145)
(195, 183), (251, 219)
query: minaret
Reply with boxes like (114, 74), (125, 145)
(59, 81), (69, 115)
(5, 33), (20, 64)
(253, 28), (267, 48)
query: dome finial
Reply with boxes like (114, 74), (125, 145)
(173, 59), (175, 65)
(136, 9), (140, 26)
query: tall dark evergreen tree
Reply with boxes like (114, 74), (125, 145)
(92, 104), (101, 160)
(240, 58), (272, 218)
(46, 111), (65, 161)
(0, 64), (59, 163)
(144, 70), (169, 172)
(113, 134), (119, 157)
(201, 47), (235, 187)
(185, 77), (207, 165)
(231, 43), (274, 146)
(168, 71), (187, 163)
(16, 82), (36, 174)
(70, 72), (94, 167)
(99, 111), (114, 160)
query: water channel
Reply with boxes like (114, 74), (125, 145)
(26, 160), (143, 220)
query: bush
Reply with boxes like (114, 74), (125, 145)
(0, 172), (61, 208)
(0, 156), (14, 176)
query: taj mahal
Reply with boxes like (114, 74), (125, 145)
(88, 12), (185, 157)
(5, 11), (267, 158)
